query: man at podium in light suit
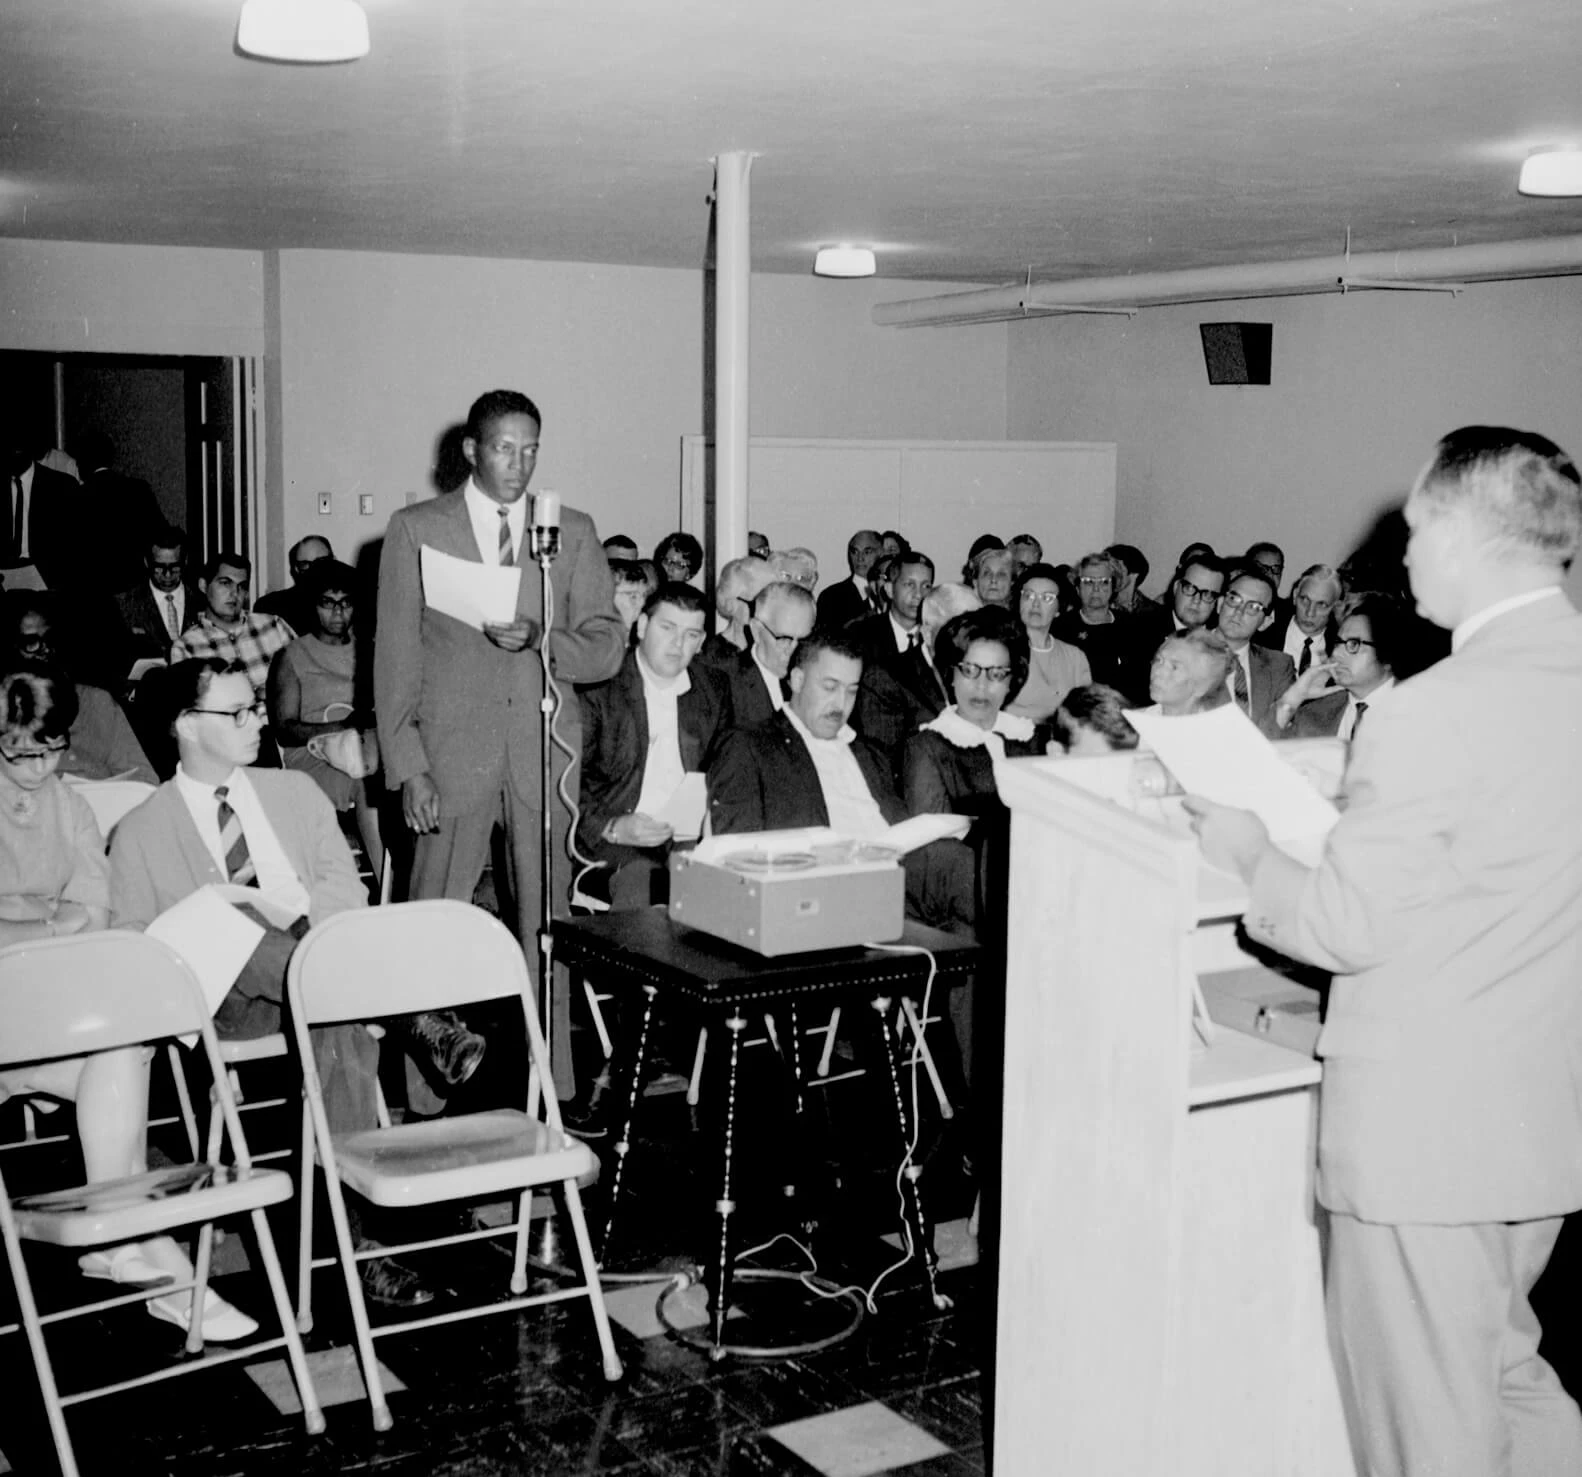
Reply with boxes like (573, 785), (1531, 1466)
(1187, 426), (1582, 1477)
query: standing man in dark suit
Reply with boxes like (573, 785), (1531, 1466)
(375, 389), (625, 1099)
(576, 582), (730, 910)
(817, 529), (883, 630)
(717, 581), (815, 728)
(2, 421), (78, 594)
(1188, 427), (1582, 1477)
(75, 431), (167, 595)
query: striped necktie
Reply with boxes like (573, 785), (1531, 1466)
(1232, 656), (1250, 713)
(497, 506), (514, 568)
(164, 593), (180, 641)
(215, 785), (257, 887)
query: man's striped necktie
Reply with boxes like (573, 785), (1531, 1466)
(498, 506), (514, 568)
(215, 785), (257, 887)
(1233, 657), (1251, 713)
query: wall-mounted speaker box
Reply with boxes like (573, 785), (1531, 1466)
(1200, 322), (1273, 385)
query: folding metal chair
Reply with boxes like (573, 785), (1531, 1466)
(0, 931), (322, 1477)
(287, 900), (622, 1431)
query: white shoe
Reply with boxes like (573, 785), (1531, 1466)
(147, 1289), (259, 1342)
(79, 1245), (175, 1286)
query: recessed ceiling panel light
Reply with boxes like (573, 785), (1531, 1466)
(237, 0), (370, 63)
(814, 246), (877, 278)
(1518, 149), (1582, 197)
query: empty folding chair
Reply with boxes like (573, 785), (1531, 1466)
(288, 900), (622, 1431)
(0, 930), (322, 1477)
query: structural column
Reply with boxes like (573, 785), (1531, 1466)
(713, 151), (753, 573)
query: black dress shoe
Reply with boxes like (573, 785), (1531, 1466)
(408, 1010), (487, 1087)
(361, 1257), (435, 1308)
(557, 1095), (609, 1139)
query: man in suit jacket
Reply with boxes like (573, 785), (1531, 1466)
(716, 580), (816, 728)
(816, 528), (883, 630)
(1255, 562), (1344, 666)
(576, 582), (730, 909)
(1213, 565), (1295, 733)
(2, 428), (79, 594)
(375, 389), (625, 1098)
(112, 529), (200, 676)
(254, 534), (334, 637)
(1119, 554), (1227, 704)
(1187, 427), (1582, 1477)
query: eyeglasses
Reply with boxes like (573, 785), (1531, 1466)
(0, 737), (68, 764)
(1020, 591), (1059, 606)
(1334, 637), (1376, 655)
(186, 701), (267, 727)
(1078, 577), (1113, 590)
(1219, 591), (1269, 616)
(754, 620), (804, 648)
(1177, 579), (1222, 603)
(955, 661), (1013, 684)
(316, 595), (354, 611)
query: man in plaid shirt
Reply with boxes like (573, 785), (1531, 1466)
(171, 550), (295, 696)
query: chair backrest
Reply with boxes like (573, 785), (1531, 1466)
(0, 931), (211, 1067)
(287, 901), (533, 1025)
(65, 779), (157, 840)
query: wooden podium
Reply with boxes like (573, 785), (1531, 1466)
(990, 754), (1354, 1477)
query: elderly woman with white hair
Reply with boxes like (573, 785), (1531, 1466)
(768, 546), (819, 593)
(695, 555), (775, 668)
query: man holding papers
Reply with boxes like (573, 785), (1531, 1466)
(1186, 427), (1582, 1477)
(375, 389), (625, 1099)
(575, 581), (729, 910)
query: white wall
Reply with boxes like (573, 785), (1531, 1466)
(269, 250), (1008, 574)
(1006, 278), (1582, 601)
(0, 238), (264, 357)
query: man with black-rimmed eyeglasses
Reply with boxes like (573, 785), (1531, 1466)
(1120, 551), (1227, 703)
(716, 580), (816, 729)
(1211, 565), (1296, 733)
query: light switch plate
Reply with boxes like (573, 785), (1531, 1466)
(358, 494), (375, 515)
(318, 492), (332, 514)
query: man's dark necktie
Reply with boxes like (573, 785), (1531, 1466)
(7, 476), (21, 562)
(215, 785), (258, 887)
(497, 506), (514, 568)
(1298, 637), (1313, 676)
(1233, 658), (1251, 713)
(1351, 701), (1368, 739)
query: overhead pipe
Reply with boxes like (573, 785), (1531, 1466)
(872, 233), (1582, 328)
(713, 151), (754, 572)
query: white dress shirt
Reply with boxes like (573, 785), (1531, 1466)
(752, 648), (787, 712)
(463, 477), (527, 567)
(1339, 676), (1395, 742)
(887, 613), (918, 655)
(9, 464), (35, 560)
(174, 765), (311, 918)
(633, 654), (690, 817)
(1284, 620), (1323, 670)
(1451, 586), (1563, 652)
(782, 708), (889, 840)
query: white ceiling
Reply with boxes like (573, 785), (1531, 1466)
(4, 0), (1582, 286)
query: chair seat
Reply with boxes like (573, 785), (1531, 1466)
(330, 1109), (596, 1208)
(12, 1163), (294, 1247)
(218, 1033), (289, 1065)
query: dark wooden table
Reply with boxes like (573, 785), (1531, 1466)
(550, 910), (981, 1354)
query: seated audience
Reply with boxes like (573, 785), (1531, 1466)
(4, 593), (156, 784)
(904, 607), (1049, 820)
(0, 668), (254, 1339)
(607, 558), (650, 638)
(1260, 562), (1345, 668)
(769, 546), (819, 593)
(575, 583), (729, 909)
(1214, 565), (1295, 732)
(851, 580), (974, 780)
(1053, 683), (1141, 755)
(265, 559), (383, 876)
(1007, 534), (1043, 573)
(1271, 591), (1405, 740)
(254, 535), (333, 635)
(850, 552), (935, 667)
(817, 529), (883, 629)
(708, 629), (975, 940)
(967, 542), (1014, 609)
(1006, 562), (1090, 722)
(697, 555), (774, 666)
(602, 534), (640, 562)
(1106, 543), (1155, 615)
(110, 658), (437, 1308)
(1243, 540), (1286, 600)
(112, 527), (198, 683)
(1052, 550), (1131, 690)
(1140, 627), (1235, 716)
(961, 534), (1002, 583)
(170, 551), (296, 699)
(1121, 551), (1226, 701)
(655, 531), (704, 586)
(880, 530), (909, 561)
(717, 581), (816, 726)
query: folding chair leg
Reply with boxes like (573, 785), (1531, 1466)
(816, 1007), (841, 1077)
(583, 979), (614, 1060)
(509, 1187), (532, 1296)
(686, 1026), (707, 1107)
(324, 1172), (390, 1431)
(249, 1206), (326, 1435)
(297, 1100), (316, 1334)
(899, 997), (954, 1121)
(189, 1219), (216, 1356)
(560, 1181), (623, 1382)
(0, 1193), (80, 1477)
(167, 1043), (200, 1161)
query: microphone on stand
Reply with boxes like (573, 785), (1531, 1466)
(530, 489), (561, 563)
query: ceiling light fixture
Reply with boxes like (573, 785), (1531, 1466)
(1518, 149), (1582, 197)
(237, 0), (370, 63)
(814, 246), (877, 278)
